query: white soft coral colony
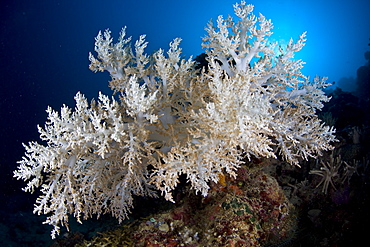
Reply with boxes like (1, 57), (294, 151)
(14, 1), (336, 238)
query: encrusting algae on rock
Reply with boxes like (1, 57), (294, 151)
(78, 160), (298, 246)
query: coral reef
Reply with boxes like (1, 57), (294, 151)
(78, 164), (297, 247)
(14, 1), (336, 238)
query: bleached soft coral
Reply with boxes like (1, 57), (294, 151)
(14, 1), (336, 237)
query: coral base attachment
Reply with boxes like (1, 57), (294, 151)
(77, 164), (297, 247)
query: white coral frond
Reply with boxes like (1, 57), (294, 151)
(14, 1), (336, 238)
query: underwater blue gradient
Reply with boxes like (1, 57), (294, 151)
(0, 1), (369, 244)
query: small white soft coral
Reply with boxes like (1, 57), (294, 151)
(309, 154), (342, 194)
